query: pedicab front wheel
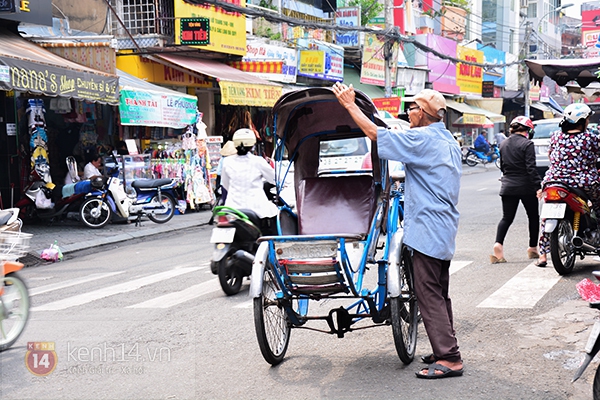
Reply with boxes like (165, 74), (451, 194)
(390, 248), (418, 365)
(254, 267), (291, 365)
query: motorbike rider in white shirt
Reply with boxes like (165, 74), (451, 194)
(221, 128), (278, 234)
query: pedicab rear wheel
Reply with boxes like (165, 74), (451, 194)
(390, 247), (418, 365)
(254, 265), (290, 365)
(0, 272), (30, 351)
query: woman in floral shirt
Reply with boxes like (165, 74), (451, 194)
(537, 103), (600, 267)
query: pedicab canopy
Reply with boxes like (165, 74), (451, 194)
(272, 87), (386, 156)
(525, 58), (600, 88)
(272, 87), (387, 186)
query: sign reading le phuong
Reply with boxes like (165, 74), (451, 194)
(180, 18), (210, 45)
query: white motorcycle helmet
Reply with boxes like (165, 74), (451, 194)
(232, 128), (256, 148)
(563, 103), (593, 124)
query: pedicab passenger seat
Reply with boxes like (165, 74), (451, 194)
(274, 175), (375, 296)
(296, 175), (376, 236)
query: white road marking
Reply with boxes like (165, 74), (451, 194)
(29, 272), (126, 296)
(476, 188), (487, 192)
(31, 267), (201, 311)
(127, 279), (221, 309)
(449, 261), (472, 275)
(477, 263), (562, 309)
(234, 300), (253, 309)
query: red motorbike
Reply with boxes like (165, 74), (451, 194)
(540, 181), (600, 275)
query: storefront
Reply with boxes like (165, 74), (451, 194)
(0, 28), (119, 207)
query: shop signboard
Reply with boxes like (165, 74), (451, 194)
(582, 10), (600, 58)
(415, 34), (459, 94)
(361, 33), (398, 86)
(119, 89), (198, 129)
(0, 54), (119, 104)
(174, 0), (246, 56)
(2, 0), (52, 26)
(479, 45), (505, 87)
(180, 18), (210, 45)
(0, 0), (17, 13)
(335, 7), (360, 47)
(238, 41), (297, 83)
(296, 39), (344, 82)
(463, 114), (486, 125)
(219, 81), (282, 107)
(456, 46), (483, 95)
(371, 97), (401, 114)
(482, 81), (494, 98)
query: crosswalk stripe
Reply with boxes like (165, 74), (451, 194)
(29, 272), (126, 296)
(476, 263), (562, 309)
(450, 261), (471, 275)
(127, 279), (221, 308)
(31, 267), (201, 311)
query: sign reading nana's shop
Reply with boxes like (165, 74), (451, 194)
(0, 59), (118, 104)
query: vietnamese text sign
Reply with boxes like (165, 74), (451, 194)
(180, 18), (210, 45)
(361, 33), (397, 86)
(0, 56), (118, 104)
(463, 114), (486, 125)
(219, 81), (282, 107)
(119, 89), (198, 128)
(335, 7), (360, 47)
(372, 97), (401, 114)
(456, 46), (483, 95)
(296, 39), (344, 82)
(299, 51), (325, 74)
(175, 0), (245, 56)
(242, 41), (297, 83)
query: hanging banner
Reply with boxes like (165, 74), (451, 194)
(119, 89), (198, 128)
(219, 81), (282, 107)
(335, 7), (360, 47)
(239, 41), (297, 83)
(361, 33), (398, 86)
(371, 97), (401, 114)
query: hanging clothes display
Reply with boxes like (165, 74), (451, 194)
(27, 99), (52, 184)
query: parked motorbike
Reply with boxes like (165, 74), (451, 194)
(16, 161), (87, 223)
(79, 157), (178, 229)
(573, 271), (600, 399)
(464, 144), (501, 169)
(540, 181), (600, 275)
(0, 208), (32, 351)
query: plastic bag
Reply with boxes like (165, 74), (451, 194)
(35, 190), (53, 209)
(40, 241), (63, 262)
(576, 278), (600, 302)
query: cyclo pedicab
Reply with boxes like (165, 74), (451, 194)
(250, 87), (418, 365)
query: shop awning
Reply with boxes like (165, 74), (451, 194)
(466, 104), (506, 123)
(530, 102), (552, 112)
(118, 69), (198, 129)
(452, 115), (494, 128)
(343, 67), (385, 100)
(0, 29), (119, 104)
(148, 54), (282, 107)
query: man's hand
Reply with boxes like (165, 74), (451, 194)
(332, 82), (355, 110)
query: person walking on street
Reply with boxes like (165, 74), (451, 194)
(333, 83), (463, 380)
(494, 130), (507, 146)
(537, 103), (600, 267)
(490, 117), (541, 264)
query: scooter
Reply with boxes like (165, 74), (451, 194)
(79, 158), (178, 229)
(573, 271), (600, 399)
(210, 206), (267, 295)
(0, 208), (32, 351)
(464, 144), (501, 169)
(540, 181), (600, 275)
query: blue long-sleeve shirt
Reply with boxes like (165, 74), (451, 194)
(377, 122), (462, 260)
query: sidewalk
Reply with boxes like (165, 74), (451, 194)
(21, 209), (212, 262)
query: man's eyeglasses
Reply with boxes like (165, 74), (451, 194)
(408, 106), (421, 112)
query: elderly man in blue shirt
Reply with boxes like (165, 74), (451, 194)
(333, 83), (463, 380)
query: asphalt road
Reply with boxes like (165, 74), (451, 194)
(1, 166), (598, 399)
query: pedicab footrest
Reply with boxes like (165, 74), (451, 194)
(292, 283), (347, 295)
(281, 258), (343, 285)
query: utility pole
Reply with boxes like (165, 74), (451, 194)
(384, 0), (394, 98)
(524, 21), (532, 118)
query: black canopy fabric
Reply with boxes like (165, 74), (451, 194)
(525, 58), (600, 88)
